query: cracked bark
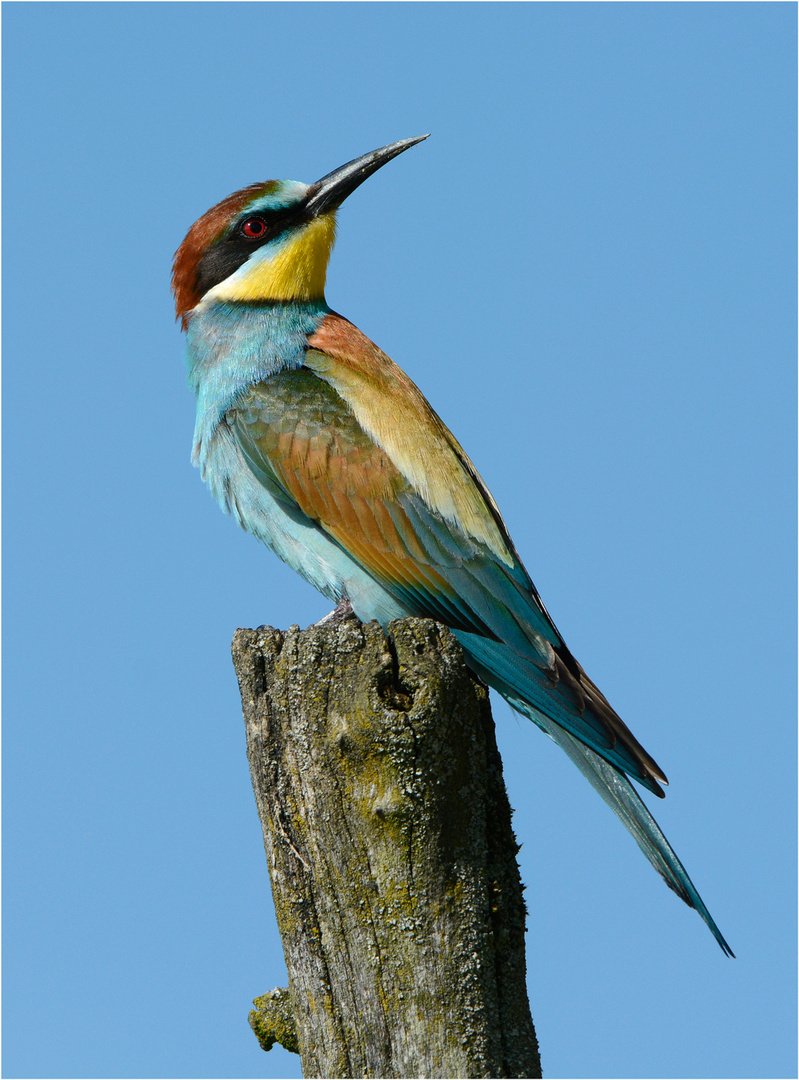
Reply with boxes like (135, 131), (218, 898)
(232, 616), (541, 1079)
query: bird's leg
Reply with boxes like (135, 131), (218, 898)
(314, 597), (356, 626)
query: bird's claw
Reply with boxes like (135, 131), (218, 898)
(313, 598), (356, 627)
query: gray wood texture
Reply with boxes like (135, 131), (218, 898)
(233, 617), (541, 1079)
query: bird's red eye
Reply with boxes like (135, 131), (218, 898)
(241, 217), (267, 238)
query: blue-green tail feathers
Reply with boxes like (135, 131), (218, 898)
(455, 633), (734, 957)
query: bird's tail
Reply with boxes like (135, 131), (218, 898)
(455, 636), (734, 957)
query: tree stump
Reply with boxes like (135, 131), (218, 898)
(232, 616), (541, 1079)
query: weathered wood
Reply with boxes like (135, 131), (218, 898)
(232, 617), (541, 1079)
(249, 987), (299, 1054)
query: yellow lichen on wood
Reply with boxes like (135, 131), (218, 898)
(249, 987), (299, 1055)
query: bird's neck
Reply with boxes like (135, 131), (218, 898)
(187, 299), (329, 390)
(186, 299), (330, 458)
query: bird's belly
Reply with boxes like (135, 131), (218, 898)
(199, 422), (409, 626)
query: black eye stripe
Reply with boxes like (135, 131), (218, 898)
(234, 205), (297, 240)
(194, 204), (305, 298)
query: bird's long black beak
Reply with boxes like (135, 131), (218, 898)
(304, 135), (430, 219)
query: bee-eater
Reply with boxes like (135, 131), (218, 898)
(173, 136), (732, 956)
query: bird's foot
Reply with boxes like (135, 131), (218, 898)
(314, 598), (356, 627)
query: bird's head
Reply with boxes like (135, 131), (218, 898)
(172, 135), (429, 328)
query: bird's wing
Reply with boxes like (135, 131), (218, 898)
(227, 314), (666, 794)
(229, 365), (534, 643)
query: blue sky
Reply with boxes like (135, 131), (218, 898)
(3, 3), (795, 1078)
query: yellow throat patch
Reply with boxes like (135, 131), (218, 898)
(208, 212), (337, 303)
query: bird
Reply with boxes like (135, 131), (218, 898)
(172, 135), (732, 956)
